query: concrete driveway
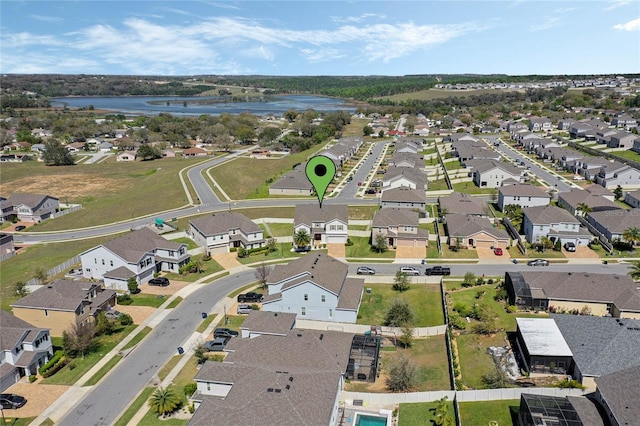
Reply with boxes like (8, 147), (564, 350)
(213, 252), (243, 269)
(563, 245), (599, 259)
(140, 279), (191, 295)
(3, 382), (69, 418)
(477, 247), (511, 259)
(395, 246), (426, 259)
(116, 305), (157, 325)
(327, 243), (346, 258)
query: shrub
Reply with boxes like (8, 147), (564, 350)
(453, 302), (472, 318)
(202, 253), (211, 261)
(41, 357), (69, 378)
(506, 305), (518, 314)
(250, 304), (260, 310)
(554, 379), (586, 389)
(183, 382), (197, 397)
(117, 294), (133, 305)
(345, 238), (354, 246)
(487, 278), (494, 285)
(120, 313), (133, 325)
(29, 374), (37, 383)
(448, 312), (466, 330)
(39, 350), (64, 376)
(475, 277), (485, 286)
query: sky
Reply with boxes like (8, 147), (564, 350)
(1, 0), (639, 76)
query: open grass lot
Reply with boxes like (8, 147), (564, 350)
(427, 245), (479, 260)
(0, 235), (112, 312)
(264, 222), (293, 237)
(1, 157), (204, 231)
(130, 293), (168, 308)
(348, 205), (380, 220)
(236, 243), (302, 264)
(609, 149), (640, 162)
(399, 400), (454, 426)
(427, 179), (449, 191)
(209, 144), (325, 200)
(506, 246), (567, 259)
(456, 332), (507, 389)
(452, 182), (497, 195)
(164, 254), (224, 282)
(42, 324), (137, 385)
(357, 283), (444, 327)
(444, 160), (463, 171)
(346, 236), (396, 259)
(379, 88), (510, 102)
(459, 399), (519, 426)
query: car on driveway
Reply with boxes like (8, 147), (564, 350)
(527, 259), (549, 267)
(237, 292), (263, 303)
(148, 277), (170, 286)
(0, 394), (27, 409)
(237, 304), (252, 314)
(214, 328), (239, 338)
(356, 267), (376, 275)
(14, 226), (26, 232)
(564, 242), (576, 252)
(494, 247), (503, 256)
(105, 310), (123, 320)
(204, 337), (229, 352)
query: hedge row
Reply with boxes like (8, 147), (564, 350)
(39, 350), (68, 377)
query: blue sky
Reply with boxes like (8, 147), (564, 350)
(1, 1), (639, 76)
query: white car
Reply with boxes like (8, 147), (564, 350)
(399, 266), (420, 276)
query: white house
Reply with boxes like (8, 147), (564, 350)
(189, 211), (265, 255)
(594, 161), (640, 189)
(80, 228), (190, 292)
(382, 167), (427, 191)
(523, 205), (591, 246)
(0, 193), (59, 224)
(262, 252), (364, 323)
(472, 160), (523, 188)
(293, 204), (348, 247)
(498, 184), (551, 211)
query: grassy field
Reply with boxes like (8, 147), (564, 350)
(0, 235), (113, 312)
(452, 182), (497, 195)
(169, 237), (198, 250)
(456, 332), (507, 389)
(427, 179), (450, 191)
(348, 205), (380, 220)
(164, 254), (224, 281)
(506, 246), (567, 259)
(427, 245), (479, 260)
(1, 157), (204, 231)
(459, 399), (519, 426)
(130, 293), (167, 308)
(235, 243), (302, 264)
(383, 336), (450, 392)
(378, 88), (508, 102)
(346, 236), (396, 259)
(357, 283), (444, 327)
(399, 400), (455, 426)
(609, 149), (640, 162)
(264, 222), (293, 237)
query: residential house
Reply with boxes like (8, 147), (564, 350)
(569, 122), (598, 140)
(0, 311), (53, 391)
(517, 393), (605, 426)
(395, 140), (420, 154)
(98, 141), (114, 151)
(0, 193), (59, 223)
(624, 189), (640, 208)
(189, 328), (354, 426)
(505, 271), (640, 319)
(66, 142), (86, 152)
(262, 252), (364, 323)
(596, 128), (618, 144)
(380, 187), (426, 210)
(444, 213), (510, 249)
(0, 233), (15, 256)
(454, 145), (500, 164)
(371, 208), (428, 249)
(607, 131), (637, 149)
(388, 152), (423, 168)
(293, 204), (348, 246)
(239, 311), (297, 339)
(522, 205), (592, 246)
(183, 147), (208, 157)
(514, 318), (573, 376)
(116, 150), (137, 162)
(161, 149), (176, 158)
(444, 133), (479, 144)
(498, 184), (551, 211)
(528, 117), (552, 132)
(594, 161), (640, 189)
(438, 193), (489, 217)
(557, 186), (620, 216)
(382, 167), (427, 191)
(574, 157), (610, 180)
(471, 159), (523, 188)
(10, 280), (117, 336)
(587, 209), (640, 242)
(0, 154), (31, 163)
(507, 121), (528, 133)
(269, 167), (313, 196)
(611, 114), (637, 128)
(532, 140), (561, 158)
(320, 137), (362, 169)
(594, 365), (640, 426)
(189, 211), (265, 255)
(80, 228), (190, 292)
(556, 119), (576, 131)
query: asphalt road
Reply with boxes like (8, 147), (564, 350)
(58, 269), (256, 426)
(334, 141), (387, 200)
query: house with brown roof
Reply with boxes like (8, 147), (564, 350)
(438, 193), (489, 217)
(293, 204), (348, 247)
(189, 211), (265, 255)
(523, 205), (592, 246)
(0, 193), (59, 223)
(444, 213), (510, 249)
(182, 147), (208, 157)
(116, 150), (137, 162)
(371, 208), (428, 249)
(80, 228), (190, 292)
(10, 280), (117, 336)
(498, 184), (551, 211)
(189, 328), (354, 426)
(380, 187), (426, 210)
(557, 186), (620, 216)
(587, 209), (640, 242)
(269, 166), (313, 196)
(0, 311), (53, 391)
(262, 252), (363, 323)
(505, 271), (640, 319)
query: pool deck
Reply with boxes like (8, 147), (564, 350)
(337, 408), (395, 426)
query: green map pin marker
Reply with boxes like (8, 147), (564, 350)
(306, 155), (336, 208)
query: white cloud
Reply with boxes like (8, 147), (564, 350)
(238, 45), (275, 61)
(529, 17), (561, 32)
(604, 0), (634, 11)
(331, 13), (387, 24)
(553, 7), (577, 14)
(299, 48), (346, 63)
(613, 17), (640, 31)
(29, 14), (63, 23)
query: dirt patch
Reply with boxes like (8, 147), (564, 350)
(139, 279), (191, 295)
(395, 246), (426, 259)
(3, 174), (125, 200)
(116, 305), (157, 325)
(3, 382), (69, 418)
(213, 252), (243, 269)
(477, 247), (511, 259)
(562, 245), (599, 259)
(327, 243), (346, 258)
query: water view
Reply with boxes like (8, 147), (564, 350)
(50, 95), (355, 116)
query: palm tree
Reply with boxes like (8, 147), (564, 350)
(148, 386), (181, 418)
(622, 227), (640, 247)
(575, 202), (593, 218)
(433, 396), (455, 426)
(628, 260), (640, 281)
(293, 228), (311, 249)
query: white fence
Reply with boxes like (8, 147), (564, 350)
(295, 319), (447, 337)
(25, 255), (81, 287)
(52, 204), (82, 218)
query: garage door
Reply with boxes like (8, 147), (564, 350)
(208, 246), (228, 255)
(474, 240), (494, 248)
(326, 236), (345, 244)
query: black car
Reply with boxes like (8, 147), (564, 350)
(0, 394), (27, 409)
(214, 327), (239, 338)
(356, 267), (376, 275)
(14, 226), (26, 232)
(527, 259), (550, 267)
(148, 277), (170, 286)
(237, 292), (263, 303)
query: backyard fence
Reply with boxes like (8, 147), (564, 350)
(25, 255), (81, 287)
(52, 204), (83, 219)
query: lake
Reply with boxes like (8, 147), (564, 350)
(50, 95), (355, 116)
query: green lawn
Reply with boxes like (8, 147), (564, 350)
(3, 157), (203, 231)
(444, 160), (463, 171)
(164, 255), (224, 281)
(399, 400), (454, 426)
(157, 354), (182, 381)
(456, 332), (507, 389)
(265, 222), (293, 237)
(506, 246), (567, 259)
(2, 418), (37, 426)
(122, 326), (152, 350)
(348, 224), (370, 231)
(130, 293), (167, 308)
(348, 205), (381, 220)
(427, 179), (449, 191)
(167, 296), (183, 308)
(235, 243), (302, 264)
(42, 324), (137, 385)
(609, 149), (640, 162)
(0, 235), (113, 312)
(196, 314), (217, 333)
(84, 354), (122, 386)
(452, 182), (497, 195)
(357, 283), (444, 327)
(169, 237), (198, 250)
(113, 387), (155, 426)
(459, 400), (519, 426)
(427, 245), (479, 260)
(346, 236), (396, 259)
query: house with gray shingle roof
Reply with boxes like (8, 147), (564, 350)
(382, 167), (427, 191)
(557, 186), (620, 216)
(498, 184), (551, 211)
(371, 208), (428, 249)
(444, 213), (510, 249)
(80, 227), (190, 292)
(262, 252), (363, 323)
(574, 157), (610, 180)
(528, 117), (552, 132)
(594, 161), (640, 189)
(607, 131), (637, 149)
(438, 193), (489, 217)
(0, 193), (59, 223)
(239, 311), (297, 338)
(388, 152), (423, 168)
(471, 159), (523, 188)
(293, 204), (348, 247)
(0, 310), (53, 391)
(10, 279), (116, 336)
(523, 205), (592, 246)
(269, 166), (313, 196)
(189, 211), (265, 255)
(587, 209), (640, 242)
(594, 365), (640, 425)
(380, 187), (426, 210)
(624, 189), (640, 208)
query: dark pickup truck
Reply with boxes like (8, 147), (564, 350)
(424, 266), (451, 276)
(237, 292), (263, 303)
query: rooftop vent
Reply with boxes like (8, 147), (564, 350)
(275, 389), (282, 393)
(320, 333), (324, 340)
(297, 333), (302, 337)
(289, 376), (293, 382)
(274, 313), (278, 317)
(285, 384), (290, 390)
(267, 388), (274, 392)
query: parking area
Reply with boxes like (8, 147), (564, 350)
(327, 243), (346, 258)
(213, 252), (243, 269)
(395, 246), (426, 259)
(476, 247), (511, 259)
(2, 382), (69, 418)
(115, 305), (157, 325)
(562, 245), (599, 259)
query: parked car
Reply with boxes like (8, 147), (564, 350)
(237, 292), (263, 303)
(494, 247), (503, 256)
(399, 266), (420, 276)
(214, 328), (239, 338)
(356, 267), (376, 275)
(365, 189), (377, 194)
(104, 310), (122, 320)
(14, 226), (26, 232)
(237, 304), (252, 315)
(424, 266), (451, 276)
(0, 394), (27, 410)
(204, 337), (228, 352)
(564, 242), (576, 252)
(148, 277), (170, 286)
(527, 259), (549, 267)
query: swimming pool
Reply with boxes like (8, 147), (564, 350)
(353, 412), (389, 426)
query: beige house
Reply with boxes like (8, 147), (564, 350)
(371, 208), (428, 248)
(445, 213), (510, 249)
(10, 280), (117, 336)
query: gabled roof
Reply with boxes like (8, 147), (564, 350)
(294, 204), (348, 227)
(445, 213), (510, 240)
(3, 193), (58, 209)
(240, 311), (296, 335)
(10, 279), (108, 312)
(190, 211), (261, 236)
(95, 228), (184, 264)
(499, 184), (551, 198)
(372, 208), (419, 228)
(558, 189), (620, 212)
(270, 167), (313, 191)
(439, 193), (489, 216)
(589, 209), (640, 233)
(594, 365), (640, 425)
(472, 159), (521, 175)
(381, 187), (426, 203)
(523, 205), (579, 225)
(0, 310), (48, 352)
